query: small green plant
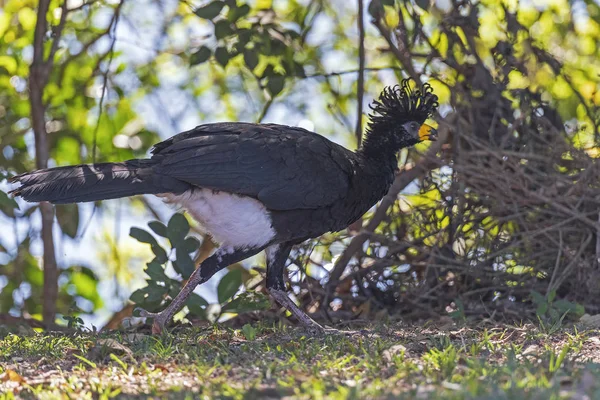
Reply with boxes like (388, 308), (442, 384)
(448, 298), (466, 322)
(531, 290), (584, 334)
(241, 324), (257, 341)
(63, 315), (84, 329)
(547, 343), (571, 373)
(423, 344), (459, 380)
(129, 213), (270, 325)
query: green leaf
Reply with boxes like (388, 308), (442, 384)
(554, 299), (585, 318)
(181, 237), (200, 254)
(269, 38), (285, 55)
(130, 288), (147, 304)
(237, 28), (252, 46)
(145, 260), (166, 281)
(143, 283), (168, 303)
(368, 0), (383, 18)
(262, 64), (275, 78)
(215, 20), (234, 39)
(56, 203), (79, 239)
(167, 213), (189, 247)
(267, 75), (285, 96)
(186, 293), (209, 318)
(284, 60), (305, 77)
(227, 3), (250, 22)
(151, 245), (168, 264)
(414, 0), (430, 10)
(536, 303), (548, 316)
(217, 269), (243, 304)
(243, 49), (258, 70)
(148, 221), (168, 237)
(530, 290), (546, 306)
(214, 46), (230, 67)
(241, 323), (257, 340)
(174, 248), (195, 279)
(195, 1), (225, 19)
(222, 291), (270, 314)
(190, 46), (212, 65)
(547, 289), (556, 303)
(130, 227), (156, 244)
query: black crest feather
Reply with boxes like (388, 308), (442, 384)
(366, 79), (439, 135)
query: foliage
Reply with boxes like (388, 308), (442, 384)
(128, 213), (270, 323)
(0, 0), (599, 329)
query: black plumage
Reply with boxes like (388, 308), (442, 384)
(10, 80), (438, 333)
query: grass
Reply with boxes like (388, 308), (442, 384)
(1, 320), (600, 399)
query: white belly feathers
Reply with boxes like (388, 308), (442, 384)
(157, 189), (276, 249)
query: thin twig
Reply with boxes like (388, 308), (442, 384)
(91, 0), (123, 163)
(355, 0), (366, 146)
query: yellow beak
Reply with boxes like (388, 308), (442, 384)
(418, 124), (438, 141)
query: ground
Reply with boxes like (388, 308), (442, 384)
(1, 319), (600, 399)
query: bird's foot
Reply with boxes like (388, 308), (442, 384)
(268, 289), (365, 336)
(135, 308), (170, 335)
(305, 325), (365, 336)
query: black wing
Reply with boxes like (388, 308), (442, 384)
(151, 122), (355, 210)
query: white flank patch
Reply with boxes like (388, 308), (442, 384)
(158, 189), (276, 249)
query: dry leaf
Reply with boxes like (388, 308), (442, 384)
(383, 344), (407, 363)
(0, 369), (26, 384)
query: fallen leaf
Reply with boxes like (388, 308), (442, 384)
(153, 364), (170, 373)
(0, 369), (26, 383)
(522, 345), (539, 356)
(383, 344), (407, 363)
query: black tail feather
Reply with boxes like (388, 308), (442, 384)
(10, 159), (190, 204)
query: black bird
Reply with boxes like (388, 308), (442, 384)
(10, 80), (438, 333)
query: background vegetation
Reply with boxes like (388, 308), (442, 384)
(1, 0), (599, 332)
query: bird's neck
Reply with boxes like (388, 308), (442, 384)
(357, 132), (400, 169)
(354, 142), (398, 194)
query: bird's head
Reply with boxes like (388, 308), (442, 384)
(362, 80), (439, 156)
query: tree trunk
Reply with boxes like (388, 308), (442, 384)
(30, 0), (58, 328)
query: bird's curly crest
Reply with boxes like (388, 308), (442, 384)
(366, 79), (439, 134)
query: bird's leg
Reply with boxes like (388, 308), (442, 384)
(137, 246), (263, 334)
(193, 237), (215, 268)
(265, 243), (325, 333)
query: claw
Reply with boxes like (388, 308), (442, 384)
(135, 307), (168, 334)
(135, 307), (157, 318)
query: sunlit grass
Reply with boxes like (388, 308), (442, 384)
(0, 321), (598, 399)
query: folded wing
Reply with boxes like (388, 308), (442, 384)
(151, 122), (355, 210)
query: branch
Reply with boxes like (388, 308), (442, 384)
(256, 98), (273, 123)
(370, 1), (420, 83)
(91, 0), (123, 162)
(47, 0), (69, 65)
(57, 1), (124, 86)
(355, 0), (366, 146)
(305, 66), (403, 78)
